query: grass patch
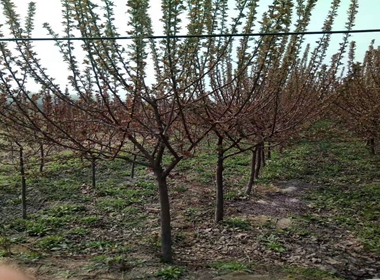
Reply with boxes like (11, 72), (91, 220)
(258, 233), (287, 252)
(156, 266), (186, 280)
(223, 217), (251, 230)
(211, 260), (252, 273)
(261, 133), (380, 253)
(34, 235), (66, 250)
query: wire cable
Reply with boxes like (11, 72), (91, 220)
(0, 29), (379, 42)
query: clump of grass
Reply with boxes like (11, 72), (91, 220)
(156, 266), (186, 280)
(223, 217), (251, 230)
(211, 260), (251, 273)
(80, 216), (100, 225)
(258, 233), (287, 252)
(96, 198), (131, 212)
(34, 235), (65, 250)
(46, 204), (86, 217)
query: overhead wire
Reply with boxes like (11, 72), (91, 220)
(0, 28), (379, 42)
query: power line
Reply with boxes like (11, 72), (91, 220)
(0, 29), (380, 42)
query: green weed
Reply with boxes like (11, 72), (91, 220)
(121, 205), (140, 215)
(0, 250), (9, 257)
(96, 198), (131, 212)
(184, 207), (201, 222)
(88, 240), (112, 251)
(34, 235), (65, 250)
(156, 266), (185, 280)
(18, 251), (43, 262)
(0, 237), (11, 256)
(223, 218), (251, 230)
(46, 204), (86, 217)
(67, 228), (89, 236)
(80, 216), (100, 225)
(175, 185), (188, 193)
(225, 190), (245, 200)
(211, 260), (251, 273)
(26, 223), (51, 237)
(258, 233), (287, 252)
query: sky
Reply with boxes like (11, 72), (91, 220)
(1, 0), (379, 92)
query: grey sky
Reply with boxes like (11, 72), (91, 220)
(1, 0), (379, 91)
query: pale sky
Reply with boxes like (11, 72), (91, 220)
(1, 0), (379, 92)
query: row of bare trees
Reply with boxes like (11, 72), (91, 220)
(334, 41), (380, 154)
(0, 0), (371, 263)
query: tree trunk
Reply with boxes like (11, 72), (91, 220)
(154, 169), (172, 263)
(18, 144), (27, 219)
(369, 138), (376, 155)
(255, 143), (262, 179)
(267, 141), (271, 159)
(215, 136), (224, 223)
(131, 138), (137, 178)
(91, 157), (96, 188)
(39, 142), (44, 172)
(246, 148), (257, 195)
(10, 142), (15, 163)
(131, 153), (137, 178)
(260, 143), (266, 167)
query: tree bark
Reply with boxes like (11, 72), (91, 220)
(18, 144), (27, 219)
(255, 143), (263, 179)
(246, 148), (257, 195)
(260, 143), (266, 167)
(39, 142), (44, 172)
(131, 153), (137, 178)
(91, 157), (96, 188)
(369, 138), (376, 155)
(131, 138), (137, 178)
(154, 169), (172, 263)
(10, 142), (15, 163)
(215, 136), (224, 223)
(267, 141), (271, 159)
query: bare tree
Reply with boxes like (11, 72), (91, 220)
(334, 41), (380, 154)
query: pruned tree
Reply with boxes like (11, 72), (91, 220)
(334, 40), (380, 154)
